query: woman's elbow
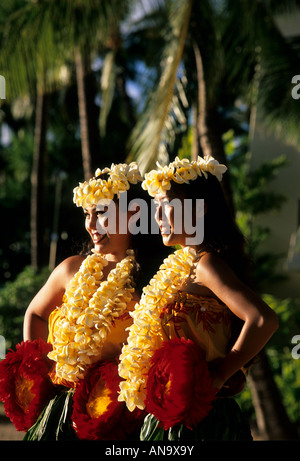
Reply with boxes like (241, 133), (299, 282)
(260, 308), (279, 336)
(23, 308), (32, 341)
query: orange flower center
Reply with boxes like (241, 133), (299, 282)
(86, 378), (113, 418)
(15, 375), (35, 413)
(164, 379), (172, 395)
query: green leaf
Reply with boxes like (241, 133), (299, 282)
(24, 390), (76, 441)
(140, 413), (165, 441)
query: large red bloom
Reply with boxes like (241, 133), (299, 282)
(0, 339), (56, 431)
(71, 360), (145, 440)
(144, 337), (217, 430)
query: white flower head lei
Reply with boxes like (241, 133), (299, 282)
(142, 155), (227, 197)
(48, 163), (143, 383)
(118, 155), (227, 411)
(73, 162), (143, 208)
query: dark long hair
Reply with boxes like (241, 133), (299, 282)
(170, 174), (253, 286)
(125, 182), (171, 292)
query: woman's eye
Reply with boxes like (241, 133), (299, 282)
(96, 207), (108, 217)
(162, 200), (171, 208)
(153, 199), (170, 208)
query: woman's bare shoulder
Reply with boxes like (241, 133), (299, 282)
(195, 251), (228, 277)
(194, 251), (238, 290)
(49, 255), (86, 288)
(57, 254), (86, 273)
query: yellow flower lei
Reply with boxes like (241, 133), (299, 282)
(73, 162), (143, 208)
(142, 155), (227, 197)
(48, 250), (136, 383)
(118, 246), (196, 411)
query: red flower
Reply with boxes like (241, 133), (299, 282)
(72, 360), (145, 440)
(0, 339), (56, 431)
(144, 337), (217, 430)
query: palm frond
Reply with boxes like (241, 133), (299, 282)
(220, 0), (300, 149)
(0, 2), (69, 98)
(126, 0), (192, 174)
(0, 0), (128, 99)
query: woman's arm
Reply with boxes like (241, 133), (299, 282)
(195, 253), (279, 389)
(23, 255), (85, 342)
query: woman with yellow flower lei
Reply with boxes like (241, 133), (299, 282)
(24, 162), (146, 380)
(118, 155), (279, 441)
(0, 162), (163, 440)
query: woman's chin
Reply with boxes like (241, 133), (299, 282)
(161, 233), (175, 246)
(93, 235), (109, 253)
(161, 233), (186, 247)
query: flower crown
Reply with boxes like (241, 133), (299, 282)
(73, 162), (143, 208)
(142, 155), (227, 197)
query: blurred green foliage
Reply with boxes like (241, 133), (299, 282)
(264, 295), (300, 423)
(224, 126), (288, 290)
(223, 127), (300, 426)
(237, 295), (300, 425)
(0, 266), (50, 349)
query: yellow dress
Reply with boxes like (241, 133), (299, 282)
(159, 290), (245, 396)
(47, 300), (136, 387)
(160, 291), (232, 360)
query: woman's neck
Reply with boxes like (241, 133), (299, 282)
(103, 250), (129, 262)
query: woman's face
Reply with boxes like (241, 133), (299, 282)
(154, 187), (203, 248)
(154, 191), (186, 247)
(84, 203), (133, 261)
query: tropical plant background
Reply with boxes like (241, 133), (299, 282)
(1, 0), (300, 440)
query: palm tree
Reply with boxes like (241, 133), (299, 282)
(30, 86), (49, 269)
(75, 47), (94, 180)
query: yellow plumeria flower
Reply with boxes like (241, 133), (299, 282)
(142, 155), (227, 196)
(73, 162), (143, 208)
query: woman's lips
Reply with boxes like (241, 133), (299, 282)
(159, 225), (170, 235)
(92, 233), (107, 244)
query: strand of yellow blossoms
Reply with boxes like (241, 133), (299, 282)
(48, 250), (136, 383)
(73, 162), (142, 208)
(118, 246), (196, 411)
(142, 155), (227, 197)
